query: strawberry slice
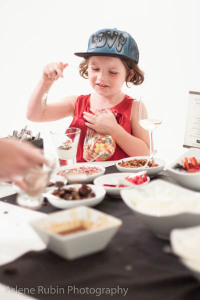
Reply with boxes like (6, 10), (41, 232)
(189, 157), (198, 167)
(182, 157), (189, 170)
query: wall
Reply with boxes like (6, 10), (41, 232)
(0, 0), (199, 162)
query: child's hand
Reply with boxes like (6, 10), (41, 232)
(83, 109), (118, 135)
(43, 62), (68, 82)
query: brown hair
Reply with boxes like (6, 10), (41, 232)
(79, 57), (144, 86)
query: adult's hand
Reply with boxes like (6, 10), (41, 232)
(0, 139), (46, 190)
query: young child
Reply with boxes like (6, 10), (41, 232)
(27, 28), (150, 162)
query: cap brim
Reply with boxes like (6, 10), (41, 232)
(74, 52), (138, 64)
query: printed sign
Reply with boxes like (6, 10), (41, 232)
(183, 91), (200, 148)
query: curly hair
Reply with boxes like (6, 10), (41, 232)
(79, 57), (144, 86)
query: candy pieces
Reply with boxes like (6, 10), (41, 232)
(58, 140), (72, 150)
(57, 166), (102, 177)
(83, 134), (116, 161)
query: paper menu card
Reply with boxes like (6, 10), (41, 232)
(183, 91), (200, 148)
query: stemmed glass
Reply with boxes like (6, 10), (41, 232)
(50, 128), (81, 167)
(138, 95), (162, 161)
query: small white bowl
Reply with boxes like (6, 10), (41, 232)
(166, 148), (200, 191)
(43, 184), (106, 209)
(170, 226), (200, 281)
(56, 163), (105, 183)
(121, 179), (200, 239)
(94, 172), (150, 197)
(116, 156), (165, 176)
(30, 206), (122, 260)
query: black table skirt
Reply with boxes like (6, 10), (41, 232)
(0, 166), (200, 300)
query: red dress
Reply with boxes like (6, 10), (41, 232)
(69, 94), (134, 162)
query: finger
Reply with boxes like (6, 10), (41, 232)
(85, 122), (96, 130)
(13, 179), (28, 191)
(83, 111), (95, 117)
(23, 147), (46, 166)
(59, 62), (69, 70)
(43, 66), (52, 79)
(52, 63), (63, 78)
(48, 65), (58, 79)
(63, 63), (69, 68)
(83, 114), (95, 123)
(59, 62), (69, 77)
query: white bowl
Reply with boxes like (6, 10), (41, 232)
(30, 206), (122, 260)
(116, 156), (165, 176)
(93, 172), (150, 197)
(43, 184), (106, 209)
(56, 163), (105, 183)
(121, 179), (200, 239)
(170, 226), (200, 281)
(166, 148), (200, 191)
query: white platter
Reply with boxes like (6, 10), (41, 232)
(43, 184), (106, 209)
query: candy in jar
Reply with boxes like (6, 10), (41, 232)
(83, 130), (116, 161)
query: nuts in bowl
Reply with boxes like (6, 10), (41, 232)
(116, 156), (165, 176)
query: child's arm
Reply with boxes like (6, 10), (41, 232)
(27, 62), (78, 122)
(112, 101), (150, 156)
(83, 101), (150, 156)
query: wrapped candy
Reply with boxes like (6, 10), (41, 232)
(83, 109), (117, 162)
(83, 126), (116, 162)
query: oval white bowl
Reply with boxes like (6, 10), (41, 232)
(56, 163), (105, 183)
(116, 156), (165, 176)
(43, 184), (106, 209)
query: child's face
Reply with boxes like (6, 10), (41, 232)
(87, 56), (127, 97)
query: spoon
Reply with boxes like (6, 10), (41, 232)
(143, 149), (157, 168)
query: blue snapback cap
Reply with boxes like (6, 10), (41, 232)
(74, 28), (139, 64)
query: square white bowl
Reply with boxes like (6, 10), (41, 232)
(121, 179), (200, 239)
(30, 206), (122, 260)
(166, 148), (200, 191)
(116, 156), (165, 176)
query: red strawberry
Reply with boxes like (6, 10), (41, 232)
(182, 157), (189, 170)
(189, 157), (198, 167)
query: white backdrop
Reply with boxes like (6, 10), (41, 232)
(0, 0), (199, 162)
